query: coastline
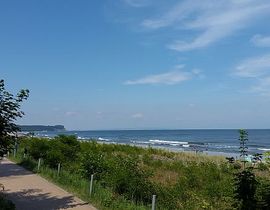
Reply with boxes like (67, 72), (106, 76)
(29, 129), (270, 155)
(79, 138), (239, 160)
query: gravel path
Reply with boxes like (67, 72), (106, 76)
(0, 158), (97, 210)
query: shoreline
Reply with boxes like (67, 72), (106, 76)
(21, 129), (270, 156)
(79, 138), (240, 159)
(22, 133), (244, 159)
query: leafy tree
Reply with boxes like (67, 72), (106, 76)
(0, 80), (29, 157)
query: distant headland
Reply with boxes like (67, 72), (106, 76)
(19, 125), (65, 132)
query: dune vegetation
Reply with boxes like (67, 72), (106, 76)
(8, 134), (270, 210)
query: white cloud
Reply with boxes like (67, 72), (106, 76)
(142, 0), (270, 51)
(123, 0), (151, 7)
(234, 54), (270, 78)
(251, 34), (270, 47)
(234, 54), (270, 95)
(65, 111), (78, 117)
(125, 65), (202, 85)
(125, 71), (190, 85)
(131, 113), (144, 119)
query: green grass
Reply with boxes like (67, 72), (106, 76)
(12, 136), (270, 209)
(10, 155), (149, 210)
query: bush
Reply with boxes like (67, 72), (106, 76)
(24, 135), (81, 169)
(27, 138), (49, 159)
(234, 169), (257, 210)
(257, 162), (268, 171)
(256, 178), (270, 209)
(80, 150), (109, 180)
(106, 155), (153, 204)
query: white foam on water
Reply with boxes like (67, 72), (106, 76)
(98, 137), (111, 142)
(77, 136), (87, 140)
(132, 141), (151, 145)
(149, 139), (188, 145)
(258, 148), (270, 151)
(182, 144), (190, 148)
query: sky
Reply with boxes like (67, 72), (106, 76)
(1, 0), (270, 130)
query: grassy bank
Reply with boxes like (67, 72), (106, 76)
(9, 155), (148, 210)
(10, 135), (270, 209)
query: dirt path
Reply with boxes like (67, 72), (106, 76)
(0, 158), (97, 210)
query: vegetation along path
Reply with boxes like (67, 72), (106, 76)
(0, 158), (96, 210)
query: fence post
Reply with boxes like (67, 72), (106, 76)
(151, 195), (156, 210)
(37, 158), (41, 171)
(7, 151), (9, 157)
(13, 149), (16, 157)
(89, 174), (94, 196)
(57, 163), (61, 176)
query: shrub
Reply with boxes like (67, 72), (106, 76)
(257, 162), (268, 171)
(27, 138), (49, 159)
(106, 155), (153, 204)
(45, 135), (80, 168)
(256, 178), (270, 209)
(80, 150), (108, 180)
(234, 169), (257, 210)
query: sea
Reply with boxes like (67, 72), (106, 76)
(33, 129), (270, 156)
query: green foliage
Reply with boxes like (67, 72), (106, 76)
(15, 135), (270, 210)
(106, 155), (153, 204)
(21, 135), (80, 168)
(80, 150), (108, 180)
(0, 79), (29, 157)
(46, 135), (80, 168)
(0, 195), (15, 210)
(238, 129), (249, 169)
(27, 138), (49, 159)
(264, 151), (270, 165)
(232, 129), (270, 210)
(234, 169), (257, 210)
(257, 162), (268, 171)
(256, 178), (270, 209)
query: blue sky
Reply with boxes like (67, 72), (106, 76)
(1, 0), (270, 130)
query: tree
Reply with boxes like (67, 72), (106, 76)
(239, 129), (249, 169)
(0, 79), (29, 157)
(234, 129), (258, 210)
(234, 169), (257, 210)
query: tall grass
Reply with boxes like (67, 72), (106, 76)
(10, 137), (249, 209)
(10, 154), (149, 210)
